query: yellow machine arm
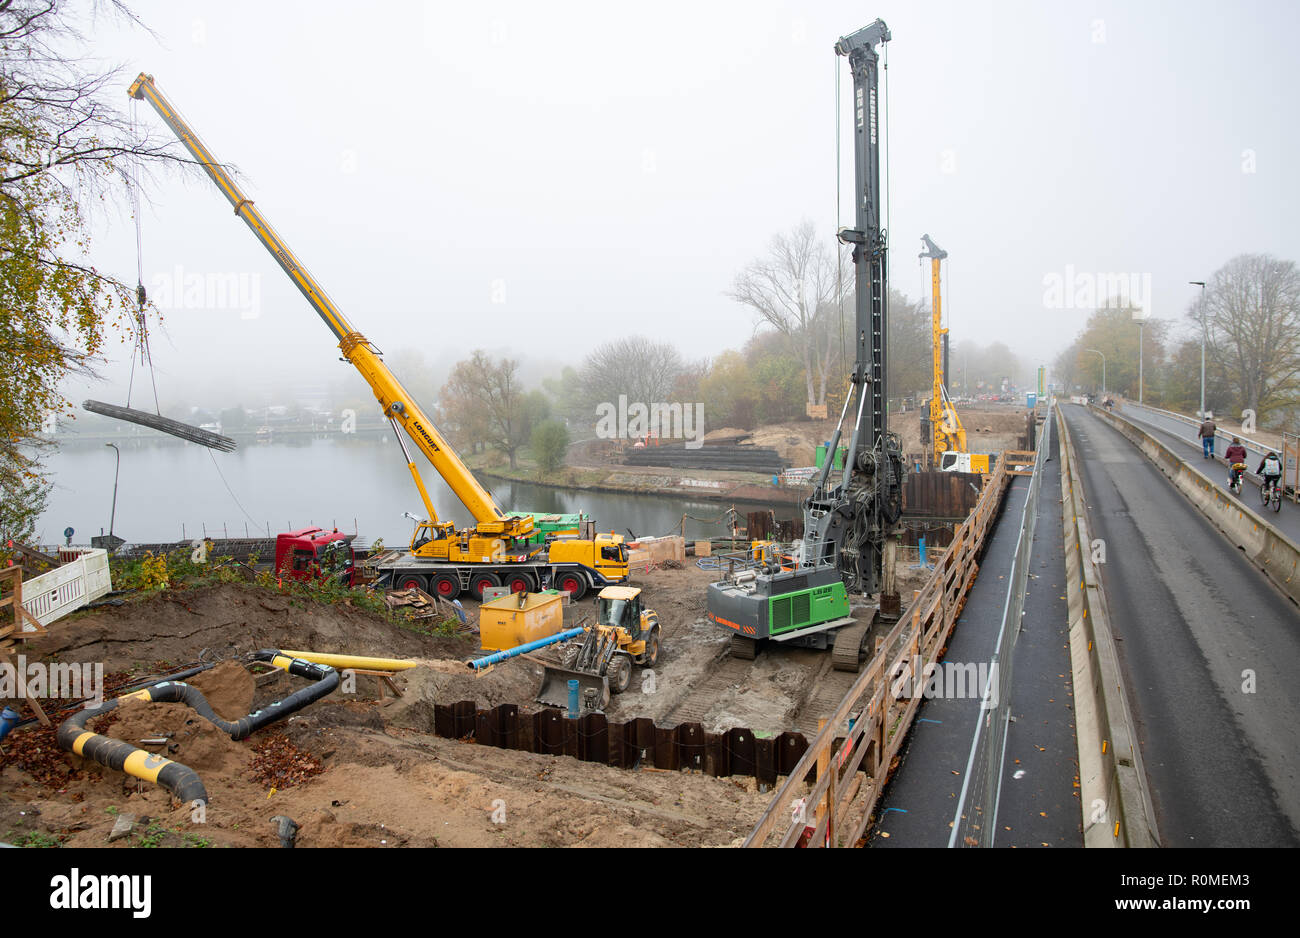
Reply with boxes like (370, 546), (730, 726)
(919, 234), (966, 459)
(129, 74), (530, 541)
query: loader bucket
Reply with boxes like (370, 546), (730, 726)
(536, 664), (610, 713)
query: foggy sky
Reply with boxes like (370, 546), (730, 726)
(68, 0), (1300, 410)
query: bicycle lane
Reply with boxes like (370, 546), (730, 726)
(1061, 403), (1300, 846)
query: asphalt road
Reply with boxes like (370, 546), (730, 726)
(1116, 404), (1300, 544)
(1061, 403), (1300, 846)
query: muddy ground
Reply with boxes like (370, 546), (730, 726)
(1, 551), (942, 848)
(1, 579), (782, 848)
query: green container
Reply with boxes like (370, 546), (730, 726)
(506, 511), (589, 547)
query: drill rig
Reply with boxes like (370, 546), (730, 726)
(707, 20), (904, 671)
(920, 234), (964, 462)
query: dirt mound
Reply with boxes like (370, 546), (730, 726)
(102, 697), (249, 778)
(188, 659), (255, 721)
(27, 583), (475, 674)
(384, 660), (546, 732)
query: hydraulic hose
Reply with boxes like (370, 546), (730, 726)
(56, 652), (338, 804)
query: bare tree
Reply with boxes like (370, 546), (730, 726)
(729, 220), (838, 409)
(1196, 253), (1300, 421)
(578, 336), (683, 417)
(440, 351), (546, 470)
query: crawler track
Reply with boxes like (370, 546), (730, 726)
(662, 653), (760, 726)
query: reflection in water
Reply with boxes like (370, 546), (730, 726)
(39, 436), (782, 546)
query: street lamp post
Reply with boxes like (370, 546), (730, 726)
(1137, 318), (1145, 404)
(1190, 281), (1206, 417)
(1085, 348), (1106, 397)
(105, 443), (120, 538)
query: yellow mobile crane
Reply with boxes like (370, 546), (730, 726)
(919, 235), (989, 473)
(129, 74), (628, 599)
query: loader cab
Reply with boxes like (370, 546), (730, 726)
(596, 586), (643, 640)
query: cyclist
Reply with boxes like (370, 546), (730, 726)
(1225, 437), (1248, 491)
(1257, 451), (1283, 500)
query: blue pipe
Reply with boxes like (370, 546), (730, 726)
(466, 628), (586, 671)
(567, 679), (580, 719)
(0, 707), (20, 742)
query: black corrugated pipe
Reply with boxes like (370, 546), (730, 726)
(56, 653), (338, 804)
(58, 697), (209, 805)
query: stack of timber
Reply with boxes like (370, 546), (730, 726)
(623, 442), (787, 474)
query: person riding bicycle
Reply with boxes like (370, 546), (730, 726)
(1225, 438), (1248, 489)
(1257, 451), (1283, 497)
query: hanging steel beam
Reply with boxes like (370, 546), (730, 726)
(82, 400), (237, 452)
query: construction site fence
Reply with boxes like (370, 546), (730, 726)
(948, 397), (1052, 847)
(743, 457), (1013, 847)
(432, 701), (809, 784)
(1057, 404), (1160, 847)
(13, 548), (112, 629)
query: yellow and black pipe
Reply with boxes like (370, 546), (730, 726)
(57, 652), (338, 804)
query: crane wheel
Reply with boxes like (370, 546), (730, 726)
(606, 655), (631, 695)
(469, 573), (500, 600)
(430, 573), (460, 600)
(398, 574), (428, 592)
(556, 573), (587, 601)
(730, 634), (757, 660)
(504, 572), (534, 594)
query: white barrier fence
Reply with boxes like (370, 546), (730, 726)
(18, 548), (113, 629)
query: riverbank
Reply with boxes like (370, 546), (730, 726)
(470, 460), (806, 508)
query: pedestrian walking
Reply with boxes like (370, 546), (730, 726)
(1199, 415), (1217, 459)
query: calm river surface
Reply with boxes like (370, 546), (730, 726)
(39, 436), (779, 547)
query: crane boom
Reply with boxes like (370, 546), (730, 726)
(128, 73), (529, 541)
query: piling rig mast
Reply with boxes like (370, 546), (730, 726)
(920, 234), (966, 462)
(706, 20), (904, 670)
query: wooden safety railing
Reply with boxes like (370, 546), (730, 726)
(744, 460), (1012, 847)
(0, 566), (51, 725)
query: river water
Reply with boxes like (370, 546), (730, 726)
(38, 436), (780, 548)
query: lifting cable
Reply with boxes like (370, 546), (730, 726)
(83, 98), (237, 453)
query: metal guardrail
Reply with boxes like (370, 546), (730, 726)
(948, 397), (1053, 846)
(743, 460), (1012, 847)
(1057, 404), (1160, 847)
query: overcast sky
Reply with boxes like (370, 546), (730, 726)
(70, 0), (1300, 408)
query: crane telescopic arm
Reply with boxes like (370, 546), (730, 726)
(128, 74), (528, 540)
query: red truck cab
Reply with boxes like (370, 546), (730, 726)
(275, 527), (357, 586)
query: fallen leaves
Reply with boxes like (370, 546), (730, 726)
(250, 731), (323, 790)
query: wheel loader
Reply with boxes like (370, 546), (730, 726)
(536, 586), (660, 714)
